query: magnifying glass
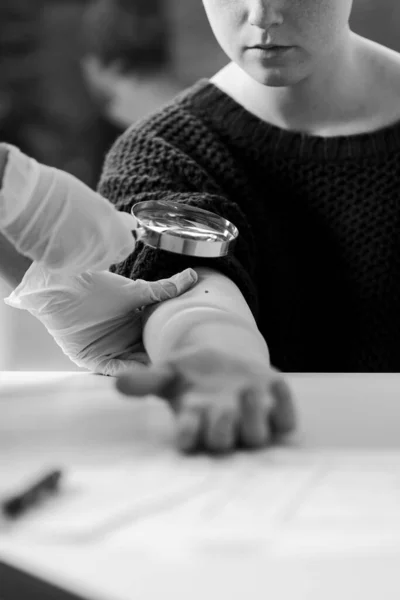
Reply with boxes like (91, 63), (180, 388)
(131, 200), (239, 258)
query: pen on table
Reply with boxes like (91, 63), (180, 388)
(1, 468), (63, 520)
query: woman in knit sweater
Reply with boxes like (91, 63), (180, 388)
(98, 0), (400, 452)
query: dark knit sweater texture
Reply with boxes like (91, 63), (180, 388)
(98, 79), (400, 373)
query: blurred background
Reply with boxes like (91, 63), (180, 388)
(0, 0), (399, 371)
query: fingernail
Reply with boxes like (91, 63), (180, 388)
(168, 269), (197, 293)
(184, 268), (198, 284)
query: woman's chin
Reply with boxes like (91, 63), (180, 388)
(242, 56), (308, 88)
(254, 67), (303, 88)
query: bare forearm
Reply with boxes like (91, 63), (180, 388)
(143, 267), (269, 364)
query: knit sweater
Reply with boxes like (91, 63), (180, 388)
(98, 78), (400, 373)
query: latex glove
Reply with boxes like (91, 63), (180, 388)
(116, 345), (296, 454)
(4, 264), (198, 376)
(0, 143), (136, 274)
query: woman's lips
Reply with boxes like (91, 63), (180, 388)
(248, 45), (295, 59)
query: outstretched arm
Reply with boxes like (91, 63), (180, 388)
(101, 125), (295, 452)
(119, 264), (295, 454)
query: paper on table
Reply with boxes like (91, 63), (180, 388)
(1, 456), (214, 543)
(1, 450), (320, 544)
(105, 449), (400, 557)
(273, 450), (400, 555)
(4, 450), (400, 554)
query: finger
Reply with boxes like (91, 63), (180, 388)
(238, 388), (270, 449)
(139, 269), (198, 305)
(176, 405), (204, 454)
(116, 364), (178, 398)
(203, 397), (238, 454)
(268, 378), (297, 435)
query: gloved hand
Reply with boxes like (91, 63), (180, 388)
(0, 143), (136, 274)
(4, 263), (198, 376)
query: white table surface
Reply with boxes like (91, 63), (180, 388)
(1, 371), (400, 600)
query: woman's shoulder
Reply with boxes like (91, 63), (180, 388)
(364, 37), (400, 82)
(108, 76), (241, 168)
(359, 37), (400, 125)
(102, 76), (242, 174)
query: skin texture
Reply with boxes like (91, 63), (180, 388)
(202, 0), (354, 87)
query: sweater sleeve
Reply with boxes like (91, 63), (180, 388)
(97, 123), (259, 319)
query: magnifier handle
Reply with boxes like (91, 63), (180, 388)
(130, 214), (147, 244)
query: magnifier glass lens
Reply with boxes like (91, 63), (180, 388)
(131, 201), (238, 257)
(141, 215), (229, 242)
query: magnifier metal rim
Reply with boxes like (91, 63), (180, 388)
(131, 200), (239, 257)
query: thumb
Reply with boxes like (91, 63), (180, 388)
(137, 268), (198, 306)
(116, 364), (180, 400)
